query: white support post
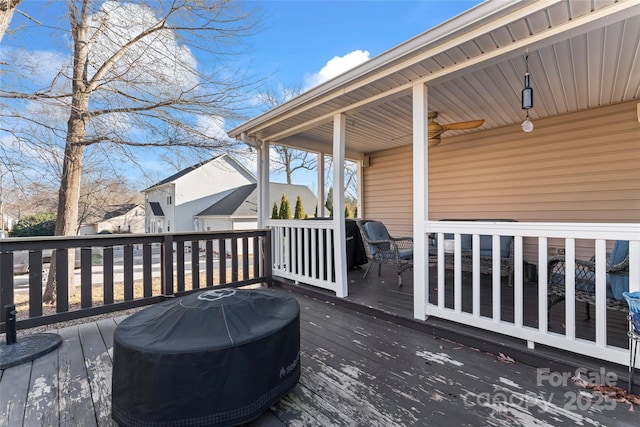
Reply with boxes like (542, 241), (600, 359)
(261, 141), (270, 228)
(412, 82), (428, 320)
(357, 157), (364, 219)
(333, 113), (348, 298)
(318, 153), (325, 218)
(256, 141), (271, 229)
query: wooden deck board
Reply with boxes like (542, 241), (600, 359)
(2, 289), (638, 427)
(24, 344), (59, 426)
(78, 321), (114, 425)
(58, 326), (98, 427)
(0, 361), (30, 426)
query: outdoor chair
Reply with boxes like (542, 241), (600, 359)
(623, 291), (640, 394)
(357, 220), (413, 287)
(548, 240), (629, 319)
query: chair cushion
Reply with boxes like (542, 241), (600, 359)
(609, 240), (629, 266)
(461, 235), (472, 250)
(399, 248), (413, 260)
(364, 221), (390, 241)
(479, 235), (512, 258)
(607, 274), (629, 302)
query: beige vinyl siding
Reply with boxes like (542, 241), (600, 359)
(428, 101), (639, 222)
(362, 145), (413, 237)
(362, 100), (640, 260)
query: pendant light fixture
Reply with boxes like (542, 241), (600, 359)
(521, 53), (534, 132)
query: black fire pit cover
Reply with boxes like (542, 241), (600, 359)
(112, 288), (300, 427)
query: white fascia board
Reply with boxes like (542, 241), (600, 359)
(228, 0), (542, 138)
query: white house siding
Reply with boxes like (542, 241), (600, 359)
(196, 218), (257, 255)
(363, 100), (640, 261)
(145, 184), (175, 233)
(201, 218), (233, 232)
(173, 158), (255, 232)
(98, 207), (145, 234)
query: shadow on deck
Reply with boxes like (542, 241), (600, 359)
(1, 288), (638, 427)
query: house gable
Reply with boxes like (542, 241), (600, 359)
(142, 154), (256, 232)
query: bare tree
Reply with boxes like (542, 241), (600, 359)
(257, 84), (317, 184)
(324, 157), (359, 215)
(77, 177), (143, 234)
(0, 0), (21, 43)
(1, 0), (259, 302)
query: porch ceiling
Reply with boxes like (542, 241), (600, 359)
(230, 0), (640, 155)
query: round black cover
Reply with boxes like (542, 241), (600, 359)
(112, 288), (300, 427)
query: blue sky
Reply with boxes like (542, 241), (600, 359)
(3, 0), (483, 189)
(246, 1), (483, 91)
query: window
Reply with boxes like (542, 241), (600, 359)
(167, 196), (172, 205)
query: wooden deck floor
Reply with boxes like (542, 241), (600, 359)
(339, 265), (630, 350)
(2, 289), (638, 426)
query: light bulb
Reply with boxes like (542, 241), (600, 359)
(521, 118), (534, 133)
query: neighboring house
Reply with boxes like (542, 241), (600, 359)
(142, 154), (256, 233)
(195, 182), (319, 231)
(228, 0), (639, 368)
(1, 212), (16, 232)
(78, 204), (145, 235)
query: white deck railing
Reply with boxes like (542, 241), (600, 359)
(269, 219), (346, 296)
(424, 221), (639, 366)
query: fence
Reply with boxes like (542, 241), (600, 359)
(0, 230), (271, 332)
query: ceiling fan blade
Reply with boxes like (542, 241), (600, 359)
(430, 128), (447, 139)
(442, 119), (485, 131)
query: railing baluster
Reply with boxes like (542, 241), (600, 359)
(176, 241), (185, 293)
(564, 238), (576, 340)
(80, 247), (92, 308)
(162, 235), (174, 296)
(103, 247), (114, 304)
(594, 239), (607, 348)
(219, 239), (227, 285)
(492, 235), (500, 321)
(191, 240), (200, 290)
(143, 243), (152, 297)
(206, 239), (213, 287)
(28, 250), (43, 317)
(231, 238), (238, 282)
(56, 248), (68, 313)
(243, 237), (249, 281)
(0, 252), (15, 324)
(253, 235), (260, 279)
(538, 237), (549, 333)
(123, 244), (134, 301)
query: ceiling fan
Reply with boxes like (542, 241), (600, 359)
(393, 112), (485, 147)
(427, 112), (484, 147)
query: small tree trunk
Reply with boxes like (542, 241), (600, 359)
(43, 7), (90, 304)
(42, 141), (86, 303)
(0, 0), (21, 43)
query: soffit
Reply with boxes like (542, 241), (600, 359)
(232, 0), (640, 155)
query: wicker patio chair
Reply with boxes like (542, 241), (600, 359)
(548, 240), (629, 319)
(357, 220), (413, 287)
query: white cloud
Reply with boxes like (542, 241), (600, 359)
(196, 115), (230, 141)
(88, 1), (199, 96)
(304, 50), (370, 90)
